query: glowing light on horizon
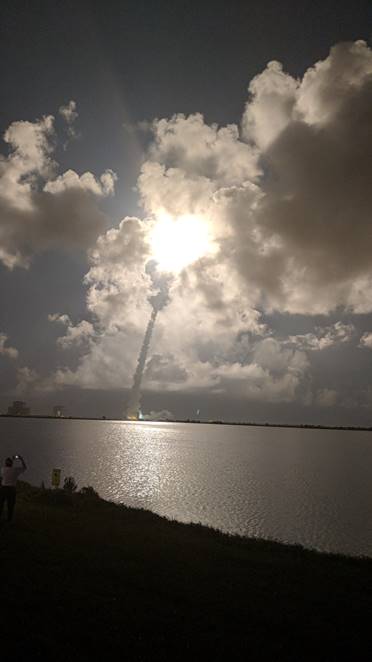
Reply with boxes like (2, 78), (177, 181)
(149, 213), (213, 272)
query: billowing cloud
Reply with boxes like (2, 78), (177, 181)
(240, 40), (372, 314)
(147, 113), (260, 188)
(133, 41), (372, 316)
(242, 60), (298, 149)
(211, 338), (309, 403)
(59, 100), (78, 129)
(15, 366), (38, 394)
(48, 314), (95, 349)
(46, 41), (372, 410)
(142, 409), (174, 421)
(44, 169), (116, 196)
(59, 100), (79, 146)
(316, 388), (338, 407)
(287, 322), (355, 351)
(359, 332), (372, 350)
(0, 111), (116, 269)
(49, 215), (271, 396)
(0, 334), (18, 359)
(49, 224), (307, 404)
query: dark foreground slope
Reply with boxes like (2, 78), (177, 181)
(1, 482), (372, 661)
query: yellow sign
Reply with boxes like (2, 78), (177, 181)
(51, 468), (61, 487)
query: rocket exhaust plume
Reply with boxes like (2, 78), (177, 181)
(125, 261), (171, 420)
(125, 308), (158, 420)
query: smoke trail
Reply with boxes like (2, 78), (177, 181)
(125, 308), (158, 419)
(125, 260), (172, 419)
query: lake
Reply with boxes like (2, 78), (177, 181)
(1, 417), (372, 557)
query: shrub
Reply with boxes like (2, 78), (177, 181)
(63, 476), (78, 493)
(79, 485), (99, 499)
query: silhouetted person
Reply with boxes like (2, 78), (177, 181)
(0, 455), (27, 522)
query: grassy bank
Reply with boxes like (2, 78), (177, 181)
(1, 481), (372, 660)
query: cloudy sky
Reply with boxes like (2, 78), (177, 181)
(1, 0), (372, 424)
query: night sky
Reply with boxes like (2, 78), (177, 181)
(1, 0), (372, 424)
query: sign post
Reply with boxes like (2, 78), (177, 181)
(51, 468), (61, 488)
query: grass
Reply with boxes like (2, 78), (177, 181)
(1, 481), (372, 660)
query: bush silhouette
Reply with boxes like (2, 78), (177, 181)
(80, 485), (99, 499)
(63, 476), (78, 493)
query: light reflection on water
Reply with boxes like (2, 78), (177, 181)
(1, 417), (372, 557)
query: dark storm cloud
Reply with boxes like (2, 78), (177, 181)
(236, 41), (372, 314)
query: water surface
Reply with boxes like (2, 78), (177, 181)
(1, 417), (372, 557)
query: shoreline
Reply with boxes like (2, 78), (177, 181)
(2, 481), (372, 659)
(1, 413), (371, 432)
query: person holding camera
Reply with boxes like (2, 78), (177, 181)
(0, 455), (27, 523)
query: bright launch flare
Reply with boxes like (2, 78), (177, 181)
(149, 213), (212, 272)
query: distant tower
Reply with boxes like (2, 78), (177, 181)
(53, 405), (65, 418)
(7, 401), (31, 416)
